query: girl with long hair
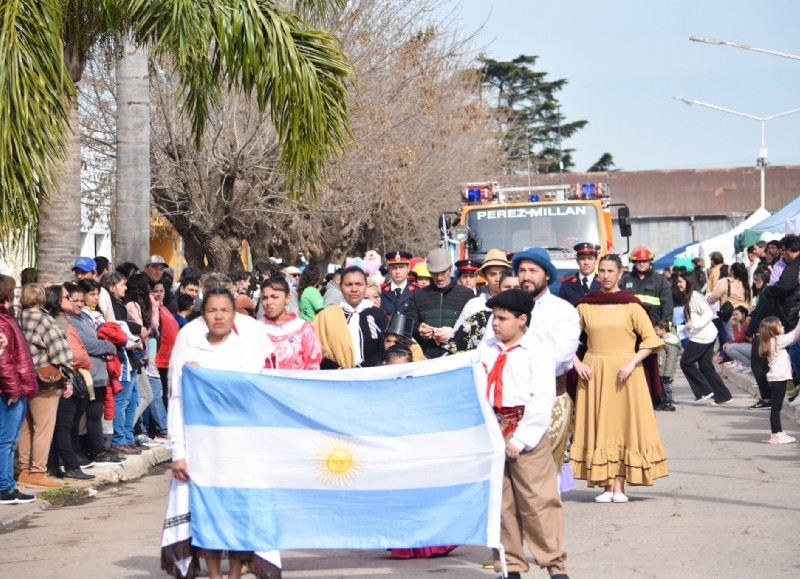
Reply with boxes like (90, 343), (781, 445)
(259, 276), (322, 370)
(677, 272), (733, 405)
(757, 316), (800, 444)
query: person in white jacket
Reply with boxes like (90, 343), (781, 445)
(676, 271), (733, 405)
(473, 289), (568, 579)
(166, 285), (278, 579)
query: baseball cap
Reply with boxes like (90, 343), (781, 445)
(72, 257), (97, 272)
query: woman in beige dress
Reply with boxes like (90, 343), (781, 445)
(570, 254), (668, 503)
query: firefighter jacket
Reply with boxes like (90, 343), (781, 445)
(619, 269), (673, 324)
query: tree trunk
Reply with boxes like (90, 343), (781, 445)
(36, 102), (82, 284)
(205, 235), (240, 273)
(182, 234), (206, 270)
(115, 40), (151, 267)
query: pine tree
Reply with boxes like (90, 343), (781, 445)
(480, 55), (587, 174)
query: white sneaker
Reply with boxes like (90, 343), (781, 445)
(594, 491), (614, 503)
(768, 432), (797, 444)
(135, 434), (161, 448)
(612, 492), (629, 503)
(693, 392), (714, 404)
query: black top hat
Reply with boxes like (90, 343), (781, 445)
(385, 313), (416, 340)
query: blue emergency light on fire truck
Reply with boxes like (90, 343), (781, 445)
(439, 181), (632, 269)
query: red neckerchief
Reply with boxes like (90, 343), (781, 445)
(486, 344), (521, 408)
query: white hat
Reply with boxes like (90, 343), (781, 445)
(146, 255), (167, 267)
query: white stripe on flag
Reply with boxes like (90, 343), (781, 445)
(186, 424), (496, 491)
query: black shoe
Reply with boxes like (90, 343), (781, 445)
(14, 489), (36, 503)
(498, 573), (521, 579)
(0, 489), (36, 505)
(94, 451), (126, 465)
(550, 575), (570, 579)
(63, 468), (96, 480)
(47, 469), (64, 478)
(748, 399), (771, 409)
(0, 489), (19, 505)
(79, 456), (95, 469)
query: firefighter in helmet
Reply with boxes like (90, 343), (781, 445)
(620, 245), (673, 324)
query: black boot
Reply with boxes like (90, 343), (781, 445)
(63, 468), (95, 480)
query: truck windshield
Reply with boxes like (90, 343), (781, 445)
(465, 204), (602, 260)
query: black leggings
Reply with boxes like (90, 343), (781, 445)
(751, 335), (771, 401)
(769, 380), (786, 434)
(49, 395), (81, 472)
(74, 386), (107, 456)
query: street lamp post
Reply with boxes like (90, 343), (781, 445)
(672, 96), (800, 209)
(689, 35), (800, 62)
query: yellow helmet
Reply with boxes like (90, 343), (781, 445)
(413, 262), (431, 278)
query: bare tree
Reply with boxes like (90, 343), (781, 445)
(82, 0), (500, 271)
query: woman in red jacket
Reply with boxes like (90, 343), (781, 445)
(0, 274), (38, 505)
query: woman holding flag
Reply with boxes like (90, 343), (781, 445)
(163, 281), (280, 579)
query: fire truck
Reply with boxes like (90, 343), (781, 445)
(440, 181), (631, 292)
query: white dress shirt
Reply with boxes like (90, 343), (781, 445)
(473, 330), (556, 451)
(481, 288), (580, 376)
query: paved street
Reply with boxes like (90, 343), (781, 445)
(0, 370), (798, 578)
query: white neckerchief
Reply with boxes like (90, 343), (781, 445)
(340, 299), (373, 366)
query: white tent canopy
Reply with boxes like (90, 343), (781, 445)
(682, 208), (771, 264)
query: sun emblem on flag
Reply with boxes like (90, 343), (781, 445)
(314, 435), (364, 487)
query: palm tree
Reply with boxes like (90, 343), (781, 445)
(0, 0), (351, 281)
(115, 39), (150, 267)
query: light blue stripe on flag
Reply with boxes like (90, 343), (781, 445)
(190, 482), (491, 551)
(182, 364), (485, 437)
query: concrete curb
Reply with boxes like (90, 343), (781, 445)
(717, 362), (800, 426)
(1, 444), (170, 529)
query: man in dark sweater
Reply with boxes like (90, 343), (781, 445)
(404, 248), (474, 358)
(746, 234), (800, 409)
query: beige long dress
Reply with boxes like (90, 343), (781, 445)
(569, 302), (668, 487)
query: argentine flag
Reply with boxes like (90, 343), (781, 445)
(181, 354), (505, 552)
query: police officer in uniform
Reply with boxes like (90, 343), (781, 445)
(619, 245), (673, 324)
(455, 258), (483, 296)
(558, 242), (601, 306)
(380, 250), (416, 318)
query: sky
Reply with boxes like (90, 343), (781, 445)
(437, 0), (800, 172)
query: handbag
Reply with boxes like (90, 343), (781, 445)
(717, 280), (734, 322)
(71, 368), (93, 399)
(35, 364), (64, 390)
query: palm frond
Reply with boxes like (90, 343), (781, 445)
(0, 0), (73, 251)
(128, 0), (352, 195)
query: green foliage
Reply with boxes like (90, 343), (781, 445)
(0, 0), (74, 250)
(0, 0), (352, 255)
(587, 152), (616, 173)
(128, 0), (353, 195)
(480, 54), (586, 174)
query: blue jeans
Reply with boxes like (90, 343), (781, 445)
(112, 375), (139, 446)
(0, 396), (27, 491)
(141, 375), (168, 435)
(788, 342), (800, 382)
